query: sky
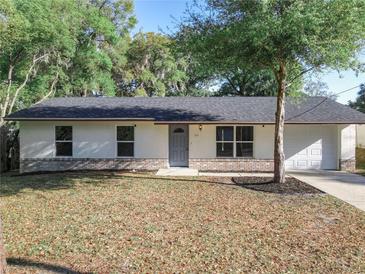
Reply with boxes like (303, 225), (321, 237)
(133, 0), (365, 104)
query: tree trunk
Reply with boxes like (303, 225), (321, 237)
(0, 216), (6, 274)
(82, 88), (87, 97)
(0, 125), (8, 172)
(273, 63), (287, 184)
(1, 64), (14, 125)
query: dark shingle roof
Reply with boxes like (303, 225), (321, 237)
(5, 96), (365, 124)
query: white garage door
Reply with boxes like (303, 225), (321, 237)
(284, 125), (337, 170)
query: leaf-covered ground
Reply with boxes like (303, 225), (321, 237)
(1, 172), (364, 273)
(232, 176), (323, 195)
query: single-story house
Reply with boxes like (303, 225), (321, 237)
(5, 96), (365, 174)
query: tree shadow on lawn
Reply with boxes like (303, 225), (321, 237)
(0, 173), (79, 197)
(7, 257), (91, 274)
(0, 170), (322, 197)
(0, 170), (235, 197)
(232, 176), (324, 195)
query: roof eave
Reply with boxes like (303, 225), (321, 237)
(3, 117), (156, 121)
(5, 117), (365, 124)
(154, 121), (365, 124)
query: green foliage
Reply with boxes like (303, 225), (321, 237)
(349, 84), (365, 113)
(177, 0), (365, 89)
(2, 0), (364, 122)
(177, 0), (365, 182)
(0, 0), (135, 118)
(0, 0), (81, 117)
(214, 69), (277, 96)
(116, 32), (188, 97)
(56, 0), (135, 97)
(0, 0), (194, 112)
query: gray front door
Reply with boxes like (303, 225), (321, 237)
(169, 124), (188, 167)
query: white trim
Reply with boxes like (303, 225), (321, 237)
(216, 125), (254, 158)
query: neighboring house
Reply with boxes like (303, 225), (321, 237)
(5, 97), (365, 173)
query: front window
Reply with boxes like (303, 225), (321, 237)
(236, 126), (253, 157)
(216, 126), (234, 157)
(55, 126), (72, 156)
(216, 126), (254, 157)
(117, 126), (134, 157)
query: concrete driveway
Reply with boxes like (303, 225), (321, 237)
(289, 170), (365, 211)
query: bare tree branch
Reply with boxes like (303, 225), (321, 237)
(286, 67), (315, 88)
(7, 53), (49, 115)
(34, 71), (60, 105)
(224, 74), (241, 94)
(1, 63), (14, 121)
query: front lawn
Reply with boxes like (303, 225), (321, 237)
(1, 172), (364, 273)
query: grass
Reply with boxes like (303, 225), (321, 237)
(1, 171), (364, 273)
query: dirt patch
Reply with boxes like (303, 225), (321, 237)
(232, 176), (323, 195)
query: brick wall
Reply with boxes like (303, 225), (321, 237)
(189, 158), (274, 172)
(21, 157), (348, 174)
(340, 159), (356, 172)
(20, 158), (168, 173)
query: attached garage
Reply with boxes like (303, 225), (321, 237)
(284, 125), (338, 170)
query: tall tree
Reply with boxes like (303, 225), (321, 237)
(178, 0), (365, 183)
(349, 84), (365, 113)
(0, 0), (135, 123)
(0, 0), (135, 268)
(215, 69), (277, 96)
(174, 26), (275, 97)
(63, 0), (135, 97)
(0, 0), (82, 125)
(116, 32), (188, 97)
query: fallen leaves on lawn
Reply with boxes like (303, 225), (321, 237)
(0, 172), (364, 273)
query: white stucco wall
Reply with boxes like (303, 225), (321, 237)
(189, 124), (343, 170)
(338, 124), (356, 161)
(189, 124), (275, 159)
(20, 122), (55, 158)
(189, 124), (216, 158)
(253, 125), (275, 159)
(20, 121), (356, 170)
(20, 121), (168, 159)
